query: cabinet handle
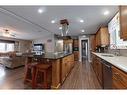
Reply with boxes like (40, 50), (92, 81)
(104, 63), (111, 68)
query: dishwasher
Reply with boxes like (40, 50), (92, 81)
(102, 59), (112, 89)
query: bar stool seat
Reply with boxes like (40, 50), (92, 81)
(34, 64), (52, 89)
(24, 62), (38, 87)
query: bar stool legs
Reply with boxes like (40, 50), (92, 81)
(34, 64), (52, 89)
(24, 63), (37, 88)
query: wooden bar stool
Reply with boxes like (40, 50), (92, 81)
(24, 62), (38, 88)
(34, 64), (52, 89)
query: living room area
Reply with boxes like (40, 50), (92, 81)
(0, 36), (33, 89)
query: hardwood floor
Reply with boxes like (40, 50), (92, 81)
(0, 64), (31, 89)
(61, 60), (101, 89)
(0, 60), (101, 89)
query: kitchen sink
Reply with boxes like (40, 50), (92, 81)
(101, 54), (114, 57)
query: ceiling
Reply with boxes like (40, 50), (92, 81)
(0, 6), (118, 40)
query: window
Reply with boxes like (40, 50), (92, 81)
(108, 12), (127, 49)
(0, 42), (14, 52)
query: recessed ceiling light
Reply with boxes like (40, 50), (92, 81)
(51, 20), (55, 24)
(104, 10), (110, 16)
(82, 35), (86, 37)
(38, 8), (44, 14)
(59, 27), (62, 30)
(81, 29), (85, 32)
(80, 19), (84, 23)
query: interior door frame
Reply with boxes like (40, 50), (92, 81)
(81, 40), (88, 58)
(79, 36), (90, 62)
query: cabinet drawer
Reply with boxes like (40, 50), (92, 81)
(112, 66), (127, 89)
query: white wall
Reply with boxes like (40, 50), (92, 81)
(33, 34), (55, 52)
(79, 36), (91, 62)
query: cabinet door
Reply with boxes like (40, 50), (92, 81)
(95, 27), (109, 46)
(92, 55), (103, 87)
(100, 27), (109, 46)
(61, 58), (67, 83)
(74, 51), (79, 61)
(66, 56), (70, 74)
(90, 35), (96, 52)
(120, 6), (127, 40)
(112, 66), (127, 89)
(71, 54), (74, 67)
(74, 39), (79, 47)
(97, 59), (103, 86)
(95, 32), (99, 46)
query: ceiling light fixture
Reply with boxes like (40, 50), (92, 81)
(81, 29), (85, 32)
(104, 10), (110, 16)
(80, 19), (84, 23)
(0, 27), (16, 38)
(38, 8), (44, 14)
(82, 35), (86, 37)
(51, 20), (55, 24)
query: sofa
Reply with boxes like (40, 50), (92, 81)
(0, 55), (27, 69)
(0, 52), (35, 69)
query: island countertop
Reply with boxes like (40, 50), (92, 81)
(28, 52), (73, 59)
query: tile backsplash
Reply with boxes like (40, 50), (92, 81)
(108, 48), (127, 57)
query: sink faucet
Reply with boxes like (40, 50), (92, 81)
(114, 45), (120, 56)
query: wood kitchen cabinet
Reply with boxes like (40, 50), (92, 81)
(74, 51), (79, 61)
(97, 58), (103, 86)
(61, 57), (67, 83)
(95, 27), (109, 47)
(95, 30), (101, 47)
(92, 53), (127, 89)
(73, 39), (79, 47)
(90, 35), (96, 52)
(61, 54), (74, 83)
(112, 66), (127, 89)
(73, 39), (79, 61)
(63, 39), (73, 44)
(92, 54), (103, 86)
(119, 6), (127, 40)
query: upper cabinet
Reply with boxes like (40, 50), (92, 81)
(95, 27), (109, 47)
(63, 39), (73, 44)
(90, 35), (96, 52)
(119, 6), (127, 40)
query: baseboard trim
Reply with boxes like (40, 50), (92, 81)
(51, 83), (61, 89)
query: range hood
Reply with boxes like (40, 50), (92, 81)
(60, 19), (69, 37)
(54, 34), (71, 40)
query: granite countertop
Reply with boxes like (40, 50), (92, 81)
(92, 52), (127, 73)
(29, 52), (73, 59)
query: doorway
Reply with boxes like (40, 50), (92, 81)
(81, 40), (88, 60)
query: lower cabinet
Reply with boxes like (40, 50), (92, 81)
(74, 51), (79, 61)
(97, 58), (103, 86)
(61, 58), (67, 82)
(112, 66), (127, 89)
(92, 55), (103, 86)
(61, 54), (74, 83)
(92, 54), (127, 89)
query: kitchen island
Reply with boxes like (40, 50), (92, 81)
(26, 52), (75, 89)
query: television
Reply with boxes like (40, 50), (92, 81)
(33, 44), (45, 52)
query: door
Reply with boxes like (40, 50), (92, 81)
(81, 40), (88, 60)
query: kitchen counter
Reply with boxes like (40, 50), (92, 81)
(92, 52), (127, 73)
(28, 52), (73, 60)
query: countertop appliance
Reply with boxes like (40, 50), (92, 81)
(102, 59), (112, 89)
